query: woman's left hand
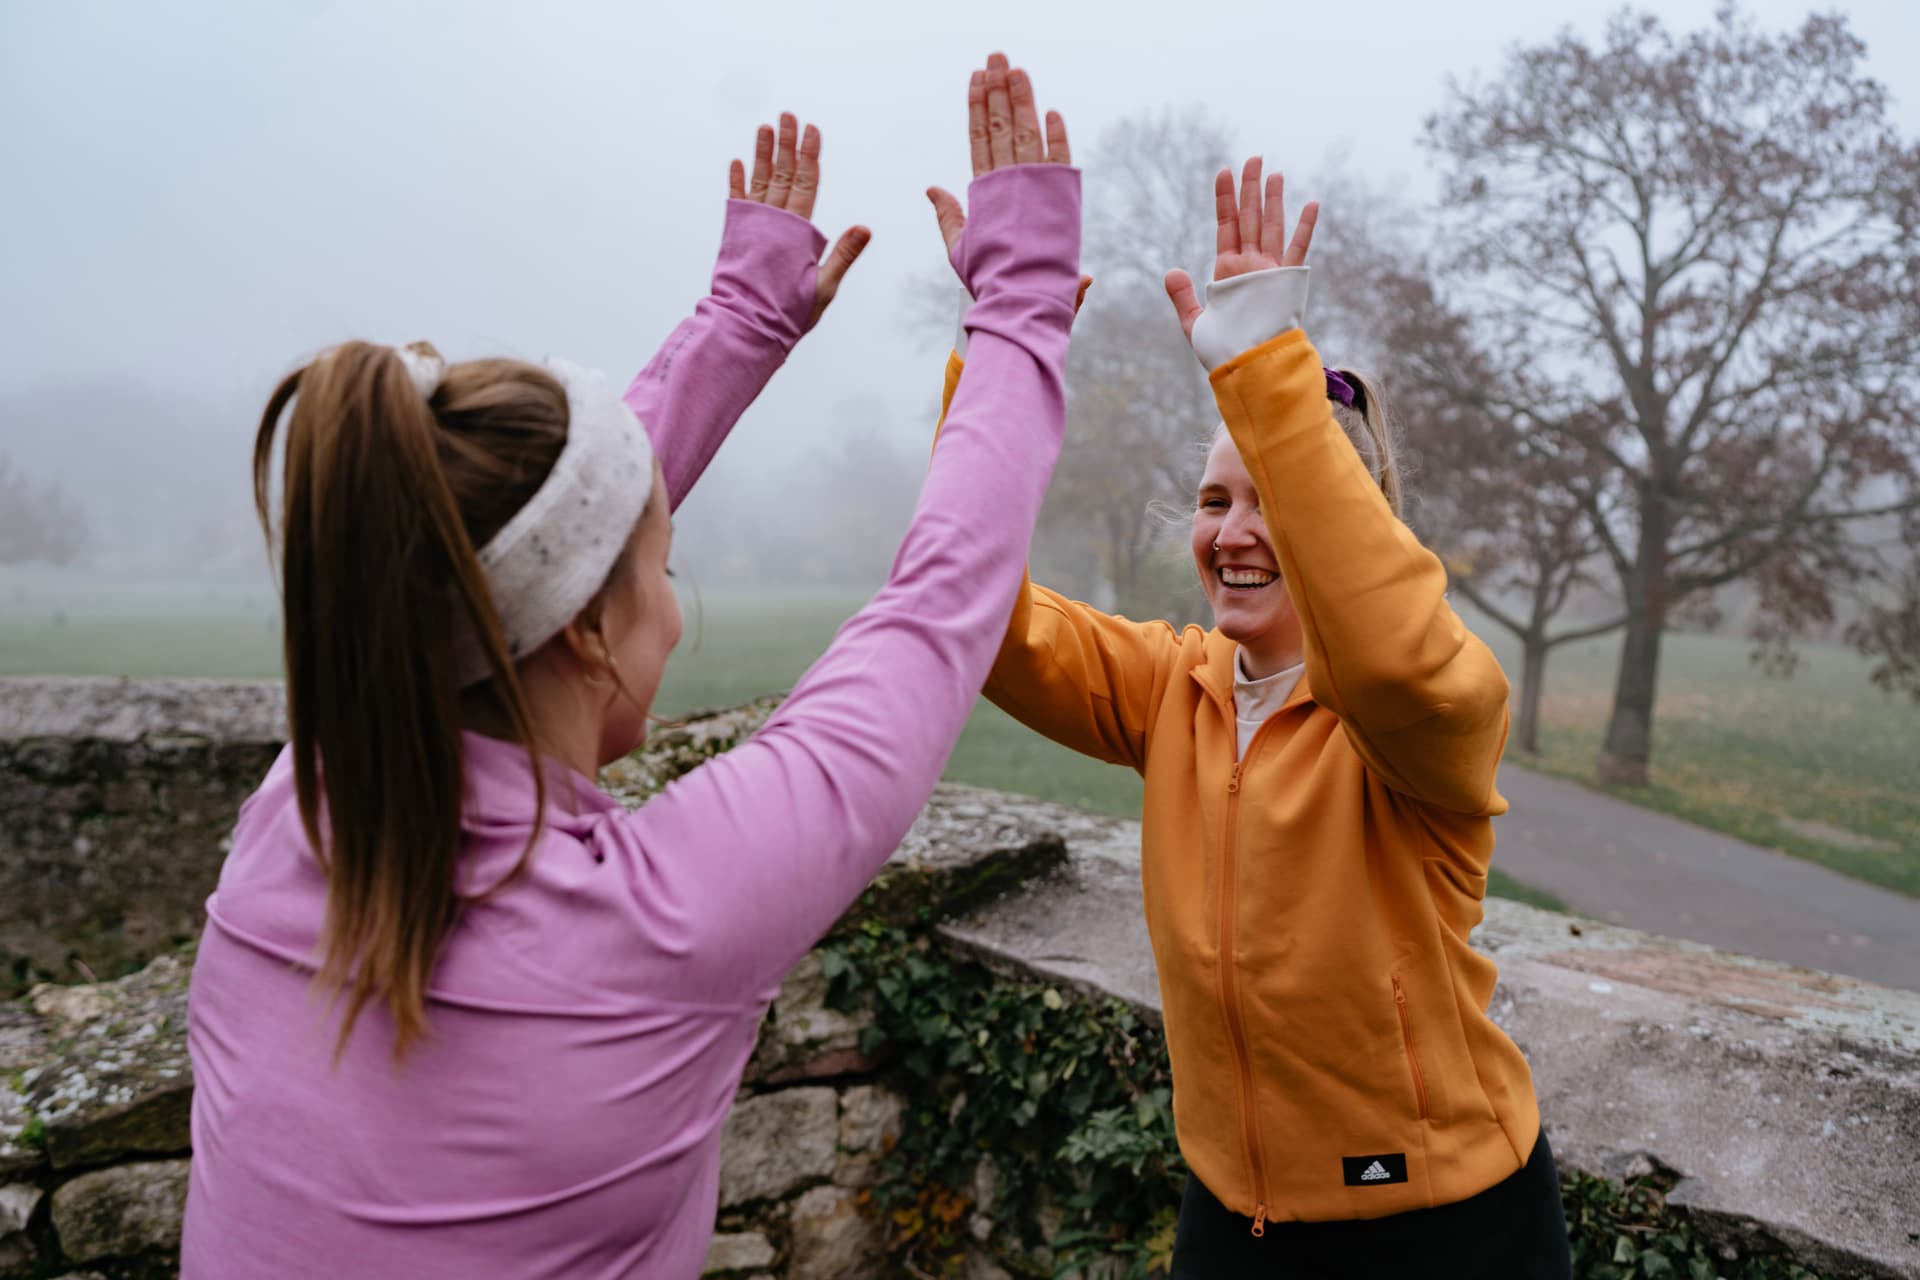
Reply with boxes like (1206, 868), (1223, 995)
(1165, 158), (1318, 340)
(729, 112), (872, 331)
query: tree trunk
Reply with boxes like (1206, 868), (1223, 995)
(1597, 496), (1671, 787)
(1516, 633), (1549, 757)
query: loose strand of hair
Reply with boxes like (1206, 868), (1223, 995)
(1339, 369), (1405, 520)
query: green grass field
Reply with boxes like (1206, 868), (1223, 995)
(1484, 624), (1920, 898)
(657, 590), (1150, 816)
(5, 580), (1911, 903)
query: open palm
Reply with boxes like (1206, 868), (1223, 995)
(924, 54), (1091, 321)
(727, 113), (871, 331)
(926, 53), (1072, 249)
(1165, 158), (1318, 339)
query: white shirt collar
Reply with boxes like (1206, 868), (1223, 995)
(1234, 648), (1304, 726)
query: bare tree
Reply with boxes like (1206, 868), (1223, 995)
(1425, 4), (1920, 785)
(1839, 511), (1920, 695)
(1082, 108), (1231, 287)
(897, 109), (1235, 615)
(1031, 109), (1235, 617)
(1047, 285), (1209, 616)
(0, 453), (91, 566)
(1412, 390), (1625, 756)
(1287, 164), (1427, 369)
(1287, 168), (1626, 756)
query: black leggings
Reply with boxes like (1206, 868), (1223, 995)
(1169, 1132), (1572, 1279)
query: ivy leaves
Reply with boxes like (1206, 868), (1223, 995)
(1563, 1168), (1829, 1280)
(821, 923), (1837, 1280)
(823, 924), (1184, 1277)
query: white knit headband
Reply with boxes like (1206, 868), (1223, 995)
(416, 352), (655, 687)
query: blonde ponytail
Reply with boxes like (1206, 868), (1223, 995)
(1329, 368), (1405, 519)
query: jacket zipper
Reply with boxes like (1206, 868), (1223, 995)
(1220, 759), (1270, 1236)
(1392, 973), (1430, 1121)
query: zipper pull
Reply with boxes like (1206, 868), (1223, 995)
(1393, 974), (1407, 1004)
(1250, 1202), (1267, 1238)
(1227, 762), (1242, 794)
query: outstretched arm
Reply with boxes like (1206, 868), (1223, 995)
(925, 352), (1175, 772)
(623, 113), (871, 510)
(929, 122), (1159, 768)
(609, 54), (1085, 997)
(1173, 160), (1508, 815)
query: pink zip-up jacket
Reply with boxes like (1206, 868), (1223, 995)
(183, 164), (1081, 1280)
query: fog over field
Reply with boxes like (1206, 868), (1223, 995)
(5, 0), (1916, 600)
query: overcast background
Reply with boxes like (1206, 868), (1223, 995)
(3, 0), (1916, 591)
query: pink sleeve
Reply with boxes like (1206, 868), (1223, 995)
(601, 166), (1083, 998)
(621, 199), (826, 511)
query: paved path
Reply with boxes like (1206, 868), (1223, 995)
(1494, 765), (1920, 991)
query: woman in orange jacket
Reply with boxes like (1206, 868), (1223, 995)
(928, 148), (1572, 1277)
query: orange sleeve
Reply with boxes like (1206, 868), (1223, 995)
(1208, 332), (1510, 815)
(932, 352), (1173, 772)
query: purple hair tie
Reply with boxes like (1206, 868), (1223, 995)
(1324, 368), (1358, 408)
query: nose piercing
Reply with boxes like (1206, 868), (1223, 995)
(1213, 541), (1221, 551)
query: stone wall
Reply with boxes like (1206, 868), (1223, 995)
(0, 946), (915, 1279)
(0, 679), (287, 994)
(0, 678), (1081, 1278)
(0, 768), (1073, 1280)
(942, 850), (1920, 1278)
(1, 950), (191, 1280)
(3, 678), (1917, 1278)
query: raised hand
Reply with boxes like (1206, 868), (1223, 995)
(1165, 158), (1318, 340)
(729, 112), (871, 330)
(926, 52), (1072, 261)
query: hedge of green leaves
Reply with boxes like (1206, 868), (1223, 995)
(822, 922), (1842, 1280)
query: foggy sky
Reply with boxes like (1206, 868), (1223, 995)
(3, 0), (1916, 581)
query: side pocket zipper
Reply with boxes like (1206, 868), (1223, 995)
(1391, 973), (1430, 1122)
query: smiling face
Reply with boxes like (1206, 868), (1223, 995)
(1190, 428), (1303, 678)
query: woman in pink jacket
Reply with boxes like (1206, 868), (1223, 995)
(183, 57), (1080, 1279)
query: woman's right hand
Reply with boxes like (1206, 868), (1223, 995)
(1165, 159), (1318, 341)
(930, 54), (1089, 339)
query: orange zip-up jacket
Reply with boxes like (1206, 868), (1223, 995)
(935, 329), (1540, 1227)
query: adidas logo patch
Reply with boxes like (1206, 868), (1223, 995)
(1341, 1153), (1409, 1186)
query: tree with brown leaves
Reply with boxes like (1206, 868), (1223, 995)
(1302, 178), (1625, 759)
(1397, 322), (1628, 758)
(1424, 4), (1920, 785)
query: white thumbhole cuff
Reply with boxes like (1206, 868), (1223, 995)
(1189, 266), (1311, 371)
